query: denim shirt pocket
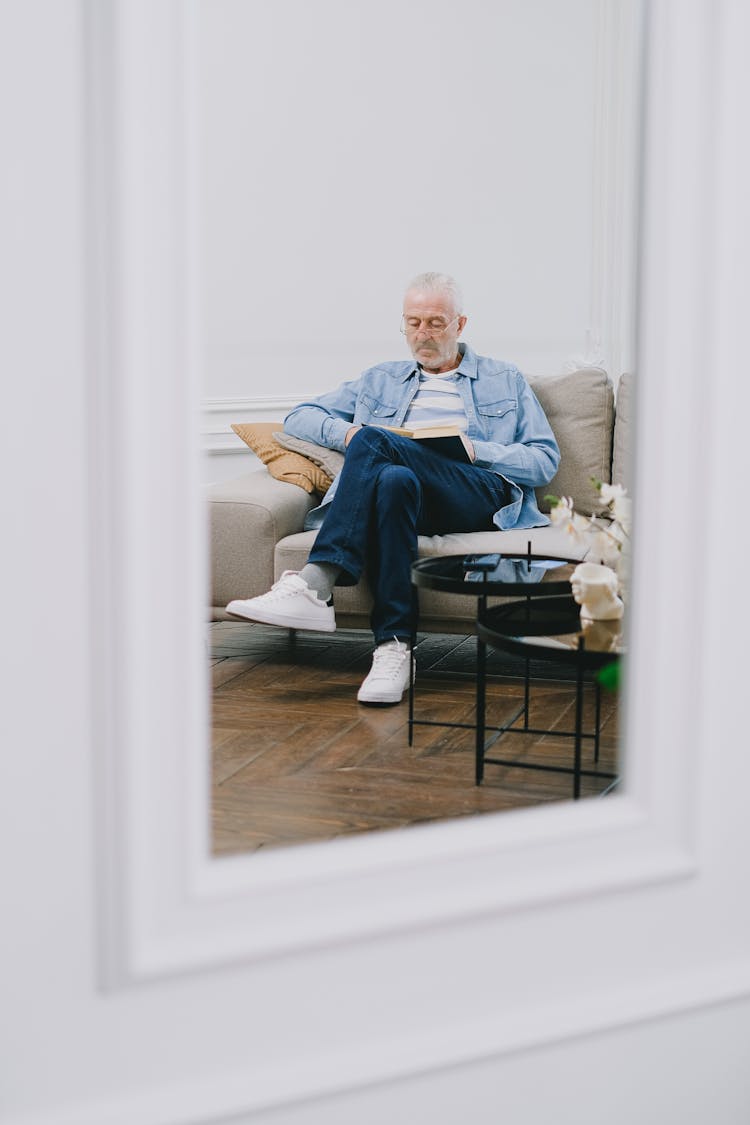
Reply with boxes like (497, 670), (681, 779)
(476, 397), (518, 441)
(356, 393), (400, 425)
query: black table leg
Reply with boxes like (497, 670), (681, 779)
(475, 632), (487, 785)
(408, 624), (416, 746)
(574, 638), (584, 799)
(594, 678), (601, 764)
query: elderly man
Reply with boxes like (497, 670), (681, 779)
(227, 272), (560, 704)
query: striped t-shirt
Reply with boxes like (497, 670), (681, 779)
(402, 367), (468, 432)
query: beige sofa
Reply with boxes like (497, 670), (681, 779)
(209, 368), (632, 631)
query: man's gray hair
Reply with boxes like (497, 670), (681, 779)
(405, 271), (464, 315)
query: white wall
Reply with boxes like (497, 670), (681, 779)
(198, 0), (642, 481)
(5, 2), (750, 1124)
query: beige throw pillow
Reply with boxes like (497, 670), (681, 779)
(231, 422), (335, 495)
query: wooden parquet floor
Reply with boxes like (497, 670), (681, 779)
(210, 622), (620, 855)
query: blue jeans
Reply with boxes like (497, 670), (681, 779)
(307, 427), (510, 645)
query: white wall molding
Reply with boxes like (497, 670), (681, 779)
(201, 394), (301, 455)
(85, 0), (211, 989)
(97, 0), (705, 980)
(68, 1), (750, 1123)
(203, 395), (301, 416)
(11, 0), (750, 1122)
(11, 956), (750, 1125)
(584, 0), (645, 382)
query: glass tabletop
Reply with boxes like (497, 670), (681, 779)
(478, 596), (625, 668)
(411, 552), (581, 597)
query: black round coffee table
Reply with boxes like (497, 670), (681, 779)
(477, 596), (624, 797)
(409, 551), (588, 783)
(411, 552), (580, 599)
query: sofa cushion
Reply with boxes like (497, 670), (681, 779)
(528, 367), (614, 514)
(273, 525), (589, 627)
(231, 422), (334, 495)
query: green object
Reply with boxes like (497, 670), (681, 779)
(596, 661), (620, 692)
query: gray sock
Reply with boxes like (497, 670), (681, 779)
(298, 562), (341, 603)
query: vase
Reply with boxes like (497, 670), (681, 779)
(570, 562), (624, 621)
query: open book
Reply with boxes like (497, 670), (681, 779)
(370, 423), (473, 463)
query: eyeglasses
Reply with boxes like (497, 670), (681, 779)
(400, 314), (461, 337)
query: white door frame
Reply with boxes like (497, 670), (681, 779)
(78, 0), (750, 1120)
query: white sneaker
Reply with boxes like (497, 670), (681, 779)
(226, 571), (336, 632)
(357, 639), (413, 704)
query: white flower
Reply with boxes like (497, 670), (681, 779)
(599, 482), (627, 506)
(610, 520), (628, 547)
(547, 482), (631, 598)
(611, 494), (632, 531)
(549, 496), (575, 527)
(588, 529), (621, 565)
(547, 481), (631, 560)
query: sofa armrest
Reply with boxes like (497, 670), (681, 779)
(208, 470), (316, 613)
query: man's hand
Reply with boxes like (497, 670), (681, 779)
(344, 426), (362, 447)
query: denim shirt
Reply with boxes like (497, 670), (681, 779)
(284, 343), (560, 531)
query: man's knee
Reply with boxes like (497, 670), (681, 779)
(348, 425), (410, 459)
(375, 463), (420, 505)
